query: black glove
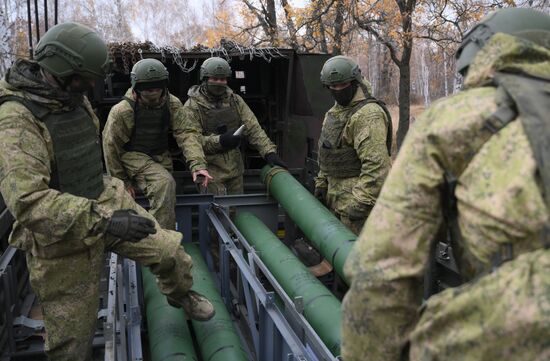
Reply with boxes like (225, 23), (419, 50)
(314, 187), (327, 205)
(265, 152), (288, 168)
(345, 201), (372, 221)
(219, 131), (242, 150)
(106, 209), (157, 242)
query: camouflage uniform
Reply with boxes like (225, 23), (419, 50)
(0, 60), (194, 361)
(180, 84), (276, 195)
(103, 88), (189, 229)
(341, 34), (550, 361)
(315, 79), (391, 234)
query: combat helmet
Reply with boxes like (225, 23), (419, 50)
(200, 57), (232, 81)
(320, 56), (362, 86)
(456, 8), (550, 76)
(34, 22), (110, 79)
(130, 58), (169, 89)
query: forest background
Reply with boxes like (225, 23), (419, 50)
(1, 0), (548, 146)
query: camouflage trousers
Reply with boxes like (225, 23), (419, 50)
(326, 187), (366, 235)
(26, 176), (193, 361)
(206, 172), (244, 195)
(337, 214), (365, 236)
(121, 151), (176, 229)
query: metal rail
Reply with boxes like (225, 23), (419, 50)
(206, 205), (339, 361)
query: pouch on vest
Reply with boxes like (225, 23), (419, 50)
(197, 96), (241, 136)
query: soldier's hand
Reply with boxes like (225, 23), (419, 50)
(219, 131), (242, 150)
(265, 152), (288, 169)
(193, 169), (213, 188)
(346, 201), (372, 221)
(314, 187), (327, 205)
(107, 209), (157, 242)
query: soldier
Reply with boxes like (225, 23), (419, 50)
(103, 58), (211, 229)
(180, 57), (286, 195)
(341, 8), (550, 361)
(0, 23), (214, 361)
(314, 56), (392, 235)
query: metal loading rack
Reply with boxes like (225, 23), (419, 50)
(1, 189), (344, 360)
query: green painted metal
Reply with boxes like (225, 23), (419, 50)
(235, 212), (342, 356)
(185, 243), (250, 361)
(260, 165), (356, 284)
(141, 268), (198, 361)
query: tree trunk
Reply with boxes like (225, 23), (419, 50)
(280, 0), (299, 49)
(332, 0), (345, 55)
(396, 61), (411, 149)
(443, 50), (449, 97)
(379, 46), (391, 102)
(266, 0), (278, 45)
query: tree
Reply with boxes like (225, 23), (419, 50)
(352, 0), (416, 150)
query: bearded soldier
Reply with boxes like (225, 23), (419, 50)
(179, 57), (286, 195)
(314, 56), (392, 234)
(0, 23), (214, 361)
(341, 8), (550, 361)
(103, 58), (212, 229)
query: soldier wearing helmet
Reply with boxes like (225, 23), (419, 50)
(342, 8), (550, 361)
(102, 58), (205, 229)
(179, 56), (285, 195)
(315, 55), (392, 234)
(0, 23), (214, 361)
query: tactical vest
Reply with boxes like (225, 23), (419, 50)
(124, 97), (170, 156)
(197, 96), (241, 136)
(0, 95), (104, 200)
(426, 71), (550, 298)
(318, 98), (392, 178)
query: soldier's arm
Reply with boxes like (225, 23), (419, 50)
(102, 105), (132, 185)
(235, 95), (276, 157)
(175, 100), (209, 172)
(349, 104), (392, 207)
(341, 106), (445, 361)
(0, 103), (111, 242)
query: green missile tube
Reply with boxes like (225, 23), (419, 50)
(142, 268), (198, 361)
(260, 165), (356, 284)
(185, 243), (249, 361)
(235, 212), (342, 356)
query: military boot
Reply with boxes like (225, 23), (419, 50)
(167, 290), (216, 321)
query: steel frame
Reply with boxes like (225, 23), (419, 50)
(202, 198), (339, 361)
(1, 192), (341, 361)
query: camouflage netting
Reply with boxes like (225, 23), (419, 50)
(108, 39), (287, 74)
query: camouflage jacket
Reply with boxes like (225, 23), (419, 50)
(0, 60), (112, 254)
(179, 84), (276, 174)
(341, 34), (550, 361)
(102, 88), (186, 185)
(314, 79), (391, 210)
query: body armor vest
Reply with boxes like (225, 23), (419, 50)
(198, 96), (241, 136)
(124, 97), (170, 156)
(0, 96), (104, 199)
(318, 98), (392, 178)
